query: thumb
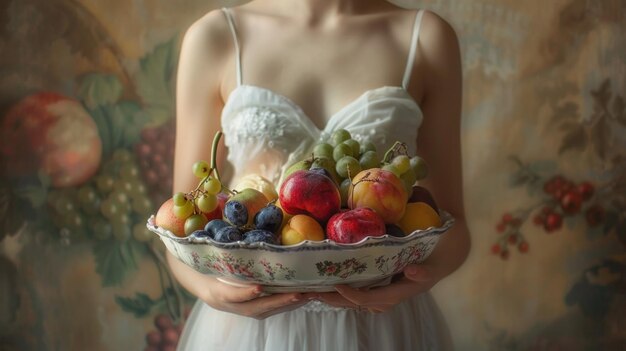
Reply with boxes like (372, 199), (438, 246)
(404, 264), (431, 282)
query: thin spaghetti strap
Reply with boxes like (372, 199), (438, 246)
(221, 8), (242, 86)
(401, 9), (425, 90)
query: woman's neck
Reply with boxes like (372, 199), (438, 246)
(258, 0), (384, 26)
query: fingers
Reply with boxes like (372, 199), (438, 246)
(217, 283), (264, 303)
(255, 299), (310, 320)
(334, 277), (429, 308)
(235, 292), (304, 319)
(403, 264), (432, 282)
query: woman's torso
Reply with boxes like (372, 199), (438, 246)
(218, 3), (427, 185)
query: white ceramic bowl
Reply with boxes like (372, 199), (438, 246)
(147, 211), (454, 293)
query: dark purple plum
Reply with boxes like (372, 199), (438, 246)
(213, 226), (243, 243)
(253, 204), (283, 233)
(243, 229), (278, 244)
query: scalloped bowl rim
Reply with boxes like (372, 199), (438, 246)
(146, 210), (455, 251)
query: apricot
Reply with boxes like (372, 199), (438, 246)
(281, 214), (325, 245)
(155, 198), (186, 237)
(397, 202), (442, 234)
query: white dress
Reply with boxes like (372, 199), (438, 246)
(178, 8), (453, 351)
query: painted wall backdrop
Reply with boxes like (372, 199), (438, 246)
(0, 0), (624, 350)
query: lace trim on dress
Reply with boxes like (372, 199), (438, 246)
(300, 300), (351, 313)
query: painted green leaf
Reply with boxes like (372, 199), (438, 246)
(77, 73), (124, 109)
(135, 38), (177, 125)
(115, 293), (156, 318)
(558, 126), (587, 155)
(93, 240), (146, 287)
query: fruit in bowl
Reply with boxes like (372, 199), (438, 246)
(326, 208), (386, 244)
(147, 130), (453, 292)
(279, 169), (341, 223)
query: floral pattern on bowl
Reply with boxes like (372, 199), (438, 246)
(147, 211), (454, 292)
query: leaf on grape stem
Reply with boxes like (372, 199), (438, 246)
(93, 240), (146, 287)
(558, 126), (587, 155)
(591, 119), (609, 160)
(77, 73), (124, 109)
(115, 292), (156, 318)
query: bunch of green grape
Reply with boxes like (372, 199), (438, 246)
(311, 129), (428, 204)
(171, 161), (223, 235)
(46, 149), (155, 244)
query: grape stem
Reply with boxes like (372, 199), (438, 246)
(148, 243), (185, 324)
(382, 142), (408, 164)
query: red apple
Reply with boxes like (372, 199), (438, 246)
(326, 207), (386, 243)
(0, 92), (102, 187)
(279, 170), (341, 223)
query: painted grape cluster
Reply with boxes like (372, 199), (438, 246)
(135, 120), (176, 207)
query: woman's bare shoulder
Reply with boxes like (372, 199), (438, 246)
(181, 9), (234, 60)
(419, 10), (460, 53)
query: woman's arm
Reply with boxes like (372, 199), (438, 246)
(169, 10), (307, 319)
(316, 10), (470, 311)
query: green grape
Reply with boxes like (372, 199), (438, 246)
(410, 156), (428, 180)
(114, 180), (134, 194)
(336, 156), (362, 179)
(203, 178), (222, 195)
(400, 169), (417, 195)
(55, 196), (76, 215)
(100, 200), (119, 219)
(173, 192), (187, 206)
(359, 150), (380, 170)
(92, 219), (112, 240)
(110, 191), (130, 206)
(64, 211), (85, 230)
(313, 143), (334, 159)
(112, 223), (131, 242)
(333, 143), (353, 162)
(339, 178), (352, 208)
(111, 213), (131, 228)
(78, 186), (98, 205)
(132, 196), (154, 216)
(120, 164), (140, 180)
(343, 139), (360, 158)
(131, 182), (147, 196)
(196, 194), (218, 213)
(184, 214), (209, 235)
(330, 129), (351, 146)
(96, 174), (115, 194)
(132, 223), (153, 242)
(173, 201), (194, 219)
(360, 141), (377, 154)
(391, 155), (411, 175)
(192, 161), (210, 179)
(112, 149), (133, 164)
(382, 164), (402, 177)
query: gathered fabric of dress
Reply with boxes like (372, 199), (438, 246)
(178, 7), (452, 351)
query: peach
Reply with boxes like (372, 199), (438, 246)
(397, 202), (442, 234)
(348, 168), (407, 223)
(281, 214), (325, 245)
(155, 198), (186, 237)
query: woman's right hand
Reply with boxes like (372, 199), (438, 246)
(167, 251), (309, 320)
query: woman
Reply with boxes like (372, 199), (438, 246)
(169, 0), (470, 349)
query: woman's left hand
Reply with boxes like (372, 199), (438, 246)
(309, 263), (438, 313)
